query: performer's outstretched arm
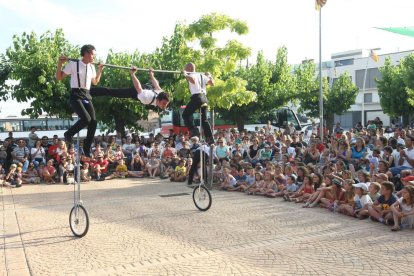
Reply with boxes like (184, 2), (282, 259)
(130, 66), (143, 94)
(149, 68), (162, 90)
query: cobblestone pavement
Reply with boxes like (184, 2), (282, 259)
(1, 178), (414, 276)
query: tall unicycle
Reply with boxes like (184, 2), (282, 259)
(192, 103), (212, 211)
(69, 133), (89, 237)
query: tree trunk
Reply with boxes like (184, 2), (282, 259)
(325, 113), (335, 136)
(235, 116), (245, 132)
(402, 114), (410, 128)
(114, 113), (126, 138)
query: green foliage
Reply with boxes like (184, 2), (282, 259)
(295, 61), (358, 128)
(0, 54), (11, 100)
(294, 60), (321, 118)
(219, 48), (296, 130)
(95, 50), (151, 133)
(401, 54), (414, 107)
(170, 13), (254, 110)
(377, 57), (414, 126)
(2, 29), (78, 118)
(326, 72), (359, 116)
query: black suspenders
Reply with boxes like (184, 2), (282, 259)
(76, 60), (88, 89)
(149, 90), (159, 105)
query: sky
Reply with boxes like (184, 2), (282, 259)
(1, 0), (414, 117)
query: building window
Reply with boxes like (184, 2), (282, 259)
(334, 59), (354, 67)
(355, 68), (382, 89)
(364, 93), (372, 103)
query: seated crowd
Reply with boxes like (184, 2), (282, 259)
(1, 122), (414, 231)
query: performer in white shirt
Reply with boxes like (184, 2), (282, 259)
(56, 44), (104, 156)
(89, 67), (170, 110)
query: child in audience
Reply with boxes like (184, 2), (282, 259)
(22, 162), (40, 184)
(66, 158), (75, 184)
(309, 177), (344, 209)
(246, 172), (264, 195)
(6, 164), (22, 187)
(282, 175), (298, 200)
(43, 159), (57, 184)
(105, 159), (128, 180)
(59, 157), (68, 184)
(238, 167), (255, 192)
(257, 171), (276, 196)
(338, 180), (357, 215)
(289, 175), (314, 203)
(357, 182), (381, 219)
(303, 175), (332, 208)
(146, 154), (160, 178)
(80, 162), (91, 182)
(390, 186), (414, 231)
(220, 167), (237, 190)
(368, 181), (398, 224)
(348, 183), (373, 218)
(170, 159), (187, 182)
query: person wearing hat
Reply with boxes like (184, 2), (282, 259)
(343, 182), (373, 218)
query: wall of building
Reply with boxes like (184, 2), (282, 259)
(323, 49), (414, 128)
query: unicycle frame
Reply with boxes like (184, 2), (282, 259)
(69, 132), (89, 237)
(74, 132), (83, 207)
(192, 103), (212, 211)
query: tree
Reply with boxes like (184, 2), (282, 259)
(0, 29), (78, 118)
(94, 50), (153, 137)
(325, 73), (359, 131)
(295, 62), (358, 131)
(220, 47), (297, 131)
(170, 13), (256, 110)
(294, 60), (321, 118)
(0, 29), (156, 136)
(377, 57), (413, 127)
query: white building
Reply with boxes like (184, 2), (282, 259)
(320, 49), (414, 129)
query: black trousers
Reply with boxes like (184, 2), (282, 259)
(66, 96), (97, 155)
(89, 87), (137, 100)
(182, 93), (213, 139)
(188, 149), (208, 185)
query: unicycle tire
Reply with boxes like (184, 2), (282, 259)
(69, 204), (90, 237)
(192, 185), (212, 211)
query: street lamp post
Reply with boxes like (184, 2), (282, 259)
(361, 48), (380, 127)
(318, 7), (323, 141)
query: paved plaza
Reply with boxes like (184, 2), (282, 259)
(1, 178), (414, 276)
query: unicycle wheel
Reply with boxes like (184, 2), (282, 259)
(192, 185), (212, 211)
(69, 204), (90, 237)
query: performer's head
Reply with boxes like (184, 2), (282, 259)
(184, 62), (195, 72)
(80, 44), (96, 64)
(156, 92), (170, 110)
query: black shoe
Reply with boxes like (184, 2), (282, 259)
(64, 132), (73, 144)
